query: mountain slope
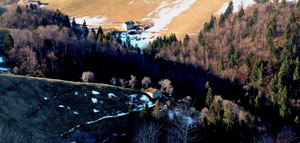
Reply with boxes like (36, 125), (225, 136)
(0, 74), (150, 142)
(39, 0), (231, 39)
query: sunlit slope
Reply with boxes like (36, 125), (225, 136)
(41, 0), (163, 22)
(165, 0), (231, 39)
(41, 0), (231, 40)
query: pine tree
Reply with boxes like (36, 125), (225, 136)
(238, 7), (244, 19)
(281, 0), (286, 8)
(206, 87), (213, 106)
(297, 0), (300, 8)
(41, 15), (48, 27)
(228, 42), (234, 60)
(183, 34), (190, 46)
(15, 6), (22, 15)
(296, 57), (300, 66)
(253, 8), (258, 20)
(244, 112), (250, 125)
(198, 31), (206, 47)
(269, 73), (278, 102)
(224, 1), (233, 17)
(218, 57), (224, 72)
(254, 95), (260, 108)
(234, 50), (239, 64)
(293, 65), (300, 81)
(219, 14), (226, 26)
(3, 34), (14, 52)
(229, 56), (235, 69)
(96, 26), (104, 40)
(295, 116), (299, 125)
(223, 102), (233, 127)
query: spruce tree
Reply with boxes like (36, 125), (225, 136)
(41, 15), (48, 27)
(238, 7), (244, 19)
(15, 6), (22, 15)
(206, 87), (213, 107)
(3, 34), (14, 52)
(295, 116), (299, 125)
(218, 57), (224, 72)
(228, 42), (234, 60)
(294, 65), (300, 81)
(280, 0), (286, 8)
(223, 102), (233, 127)
(183, 34), (190, 46)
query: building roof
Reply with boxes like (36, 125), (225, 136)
(146, 88), (159, 93)
(124, 21), (134, 25)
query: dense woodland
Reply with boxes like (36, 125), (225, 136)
(1, 1), (300, 142)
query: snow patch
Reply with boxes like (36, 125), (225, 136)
(43, 97), (49, 100)
(58, 105), (65, 108)
(74, 91), (79, 96)
(75, 16), (107, 26)
(0, 57), (3, 63)
(84, 93), (87, 96)
(216, 0), (256, 15)
(143, 0), (197, 32)
(129, 1), (134, 5)
(93, 109), (100, 113)
(92, 90), (100, 95)
(73, 111), (79, 115)
(91, 98), (98, 103)
(67, 106), (71, 110)
(0, 67), (10, 72)
(108, 93), (117, 98)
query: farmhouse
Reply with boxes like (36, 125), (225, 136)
(122, 21), (135, 31)
(26, 0), (41, 5)
(146, 88), (162, 99)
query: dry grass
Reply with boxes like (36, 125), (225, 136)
(39, 0), (230, 40)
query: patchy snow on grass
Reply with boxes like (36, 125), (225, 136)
(91, 98), (98, 103)
(217, 0), (256, 15)
(108, 93), (117, 98)
(73, 111), (79, 115)
(58, 105), (65, 108)
(86, 112), (129, 125)
(92, 90), (100, 95)
(0, 57), (3, 63)
(129, 1), (134, 5)
(75, 16), (107, 26)
(216, 2), (229, 15)
(93, 109), (100, 113)
(143, 0), (196, 32)
(140, 95), (150, 102)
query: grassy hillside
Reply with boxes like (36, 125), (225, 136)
(0, 74), (147, 142)
(39, 0), (230, 40)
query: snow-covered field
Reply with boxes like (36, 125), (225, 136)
(75, 16), (107, 26)
(142, 0), (197, 33)
(119, 32), (159, 49)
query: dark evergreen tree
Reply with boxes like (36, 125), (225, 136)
(3, 34), (14, 52)
(15, 6), (22, 15)
(41, 15), (48, 27)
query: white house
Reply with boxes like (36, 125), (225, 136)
(146, 88), (162, 99)
(122, 21), (135, 31)
(26, 0), (41, 5)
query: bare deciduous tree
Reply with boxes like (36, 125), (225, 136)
(141, 76), (151, 89)
(110, 77), (117, 85)
(119, 78), (127, 88)
(128, 75), (137, 89)
(134, 122), (161, 143)
(158, 79), (174, 95)
(166, 104), (199, 143)
(81, 71), (95, 82)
